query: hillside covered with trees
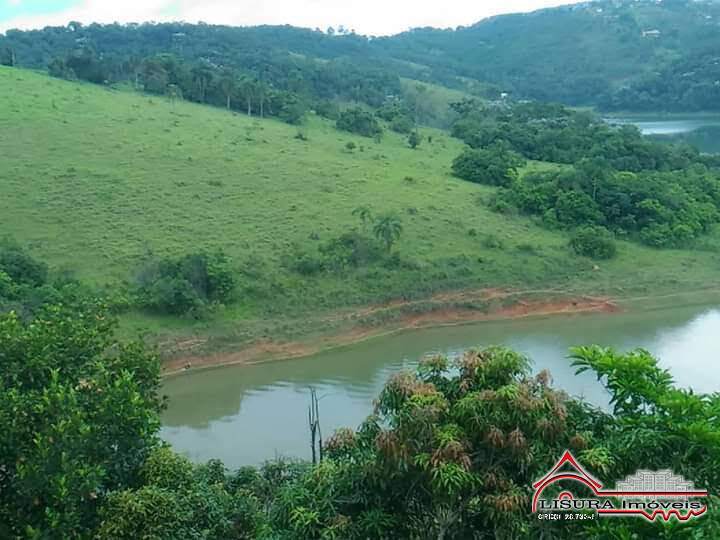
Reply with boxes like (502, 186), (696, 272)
(3, 0), (720, 111)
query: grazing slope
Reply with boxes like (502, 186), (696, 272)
(1, 66), (719, 348)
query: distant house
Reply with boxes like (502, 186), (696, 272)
(642, 29), (661, 37)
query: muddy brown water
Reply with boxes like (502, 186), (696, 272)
(162, 304), (719, 468)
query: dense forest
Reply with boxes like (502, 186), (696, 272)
(3, 0), (720, 110)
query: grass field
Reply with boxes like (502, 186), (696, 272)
(2, 66), (720, 349)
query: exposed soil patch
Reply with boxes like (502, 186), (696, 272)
(163, 290), (618, 377)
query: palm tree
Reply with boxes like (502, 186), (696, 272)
(352, 206), (374, 230)
(373, 214), (403, 252)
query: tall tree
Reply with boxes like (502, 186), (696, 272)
(373, 214), (403, 252)
(190, 65), (213, 104)
(239, 77), (256, 116)
(219, 72), (237, 110)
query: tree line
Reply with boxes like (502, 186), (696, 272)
(4, 3), (720, 113)
(2, 22), (403, 124)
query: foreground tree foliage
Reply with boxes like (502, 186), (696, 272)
(1, 301), (718, 538)
(0, 302), (262, 539)
(0, 302), (163, 537)
(265, 347), (720, 539)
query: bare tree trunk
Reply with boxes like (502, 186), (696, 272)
(247, 98), (252, 116)
(308, 388), (323, 464)
(226, 95), (231, 110)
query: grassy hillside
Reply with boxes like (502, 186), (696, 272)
(2, 66), (720, 349)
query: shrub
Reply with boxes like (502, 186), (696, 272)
(0, 239), (48, 287)
(570, 226), (618, 259)
(639, 223), (674, 248)
(516, 242), (538, 254)
(313, 99), (339, 120)
(451, 144), (525, 186)
(483, 234), (505, 249)
(320, 232), (385, 270)
(487, 195), (516, 215)
(136, 251), (236, 315)
(408, 131), (421, 149)
(336, 107), (383, 137)
(390, 115), (414, 134)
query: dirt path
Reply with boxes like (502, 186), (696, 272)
(162, 289), (618, 377)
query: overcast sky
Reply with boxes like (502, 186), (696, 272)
(0, 0), (585, 35)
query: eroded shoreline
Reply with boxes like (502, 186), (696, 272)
(162, 290), (619, 377)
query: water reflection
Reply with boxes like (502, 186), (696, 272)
(162, 305), (720, 467)
(605, 116), (720, 154)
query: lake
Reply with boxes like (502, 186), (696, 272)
(161, 304), (720, 468)
(605, 114), (720, 153)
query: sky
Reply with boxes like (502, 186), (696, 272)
(0, 0), (585, 36)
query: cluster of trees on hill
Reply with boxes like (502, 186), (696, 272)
(450, 101), (720, 249)
(2, 296), (718, 538)
(2, 22), (402, 124)
(451, 101), (704, 171)
(600, 49), (720, 112)
(0, 240), (237, 320)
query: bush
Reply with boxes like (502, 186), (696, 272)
(639, 223), (674, 248)
(313, 99), (339, 120)
(336, 107), (383, 137)
(483, 234), (505, 249)
(390, 115), (414, 134)
(570, 226), (618, 259)
(285, 232), (392, 276)
(408, 131), (421, 149)
(0, 239), (48, 287)
(451, 144), (525, 186)
(136, 251), (236, 315)
(319, 232), (385, 271)
(487, 196), (516, 215)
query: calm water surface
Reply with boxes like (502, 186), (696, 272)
(606, 115), (720, 153)
(162, 305), (720, 468)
